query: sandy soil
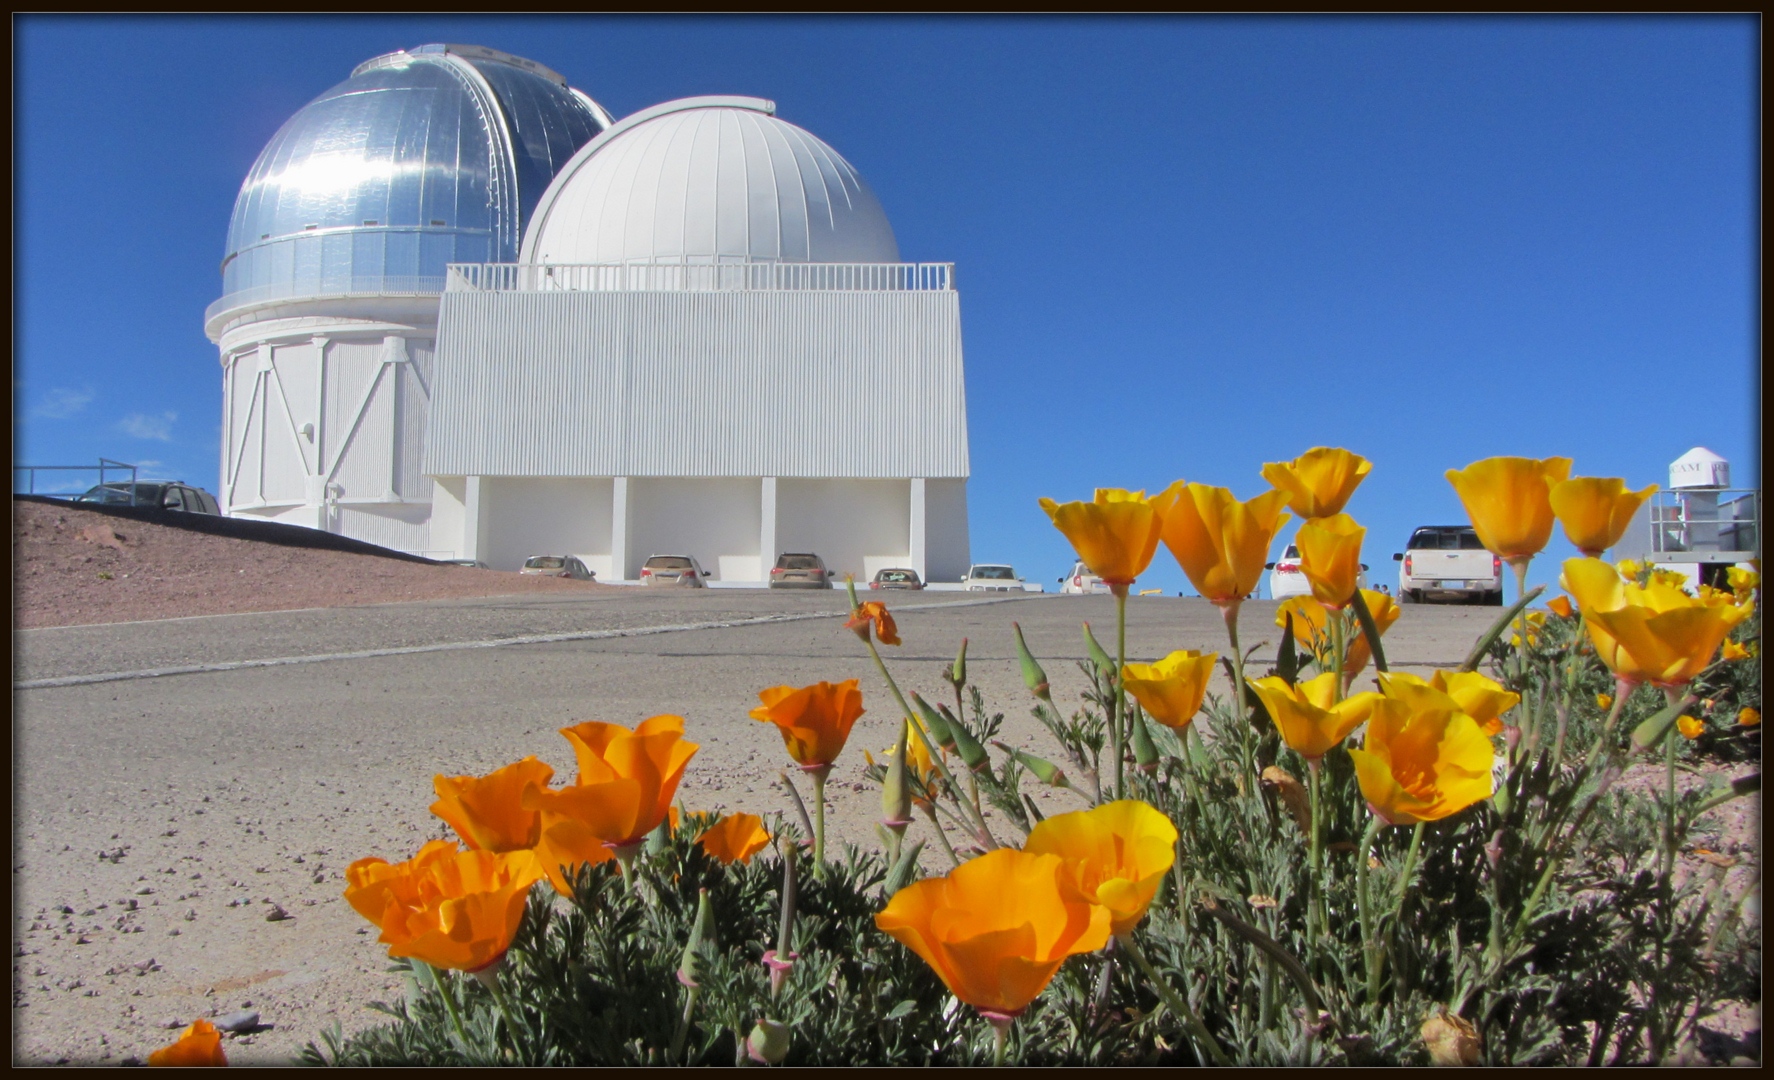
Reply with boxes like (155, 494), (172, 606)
(11, 499), (603, 630)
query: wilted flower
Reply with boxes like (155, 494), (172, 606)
(1677, 715), (1705, 740)
(1247, 672), (1383, 761)
(1445, 456), (1572, 565)
(699, 812), (771, 866)
(1259, 765), (1312, 834)
(1276, 590), (1399, 679)
(430, 756), (555, 853)
(1562, 558), (1753, 688)
(1122, 649), (1217, 730)
(1296, 513), (1366, 610)
(147, 1018), (227, 1067)
(1421, 1007), (1481, 1066)
(1350, 696), (1495, 827)
(1549, 477), (1659, 557)
(751, 680), (865, 772)
(1024, 800), (1177, 935)
(344, 843), (544, 972)
(1739, 707), (1760, 728)
(845, 601), (901, 646)
(875, 848), (1111, 1020)
(1038, 488), (1165, 588)
(1261, 447), (1372, 520)
(1152, 481), (1292, 604)
(523, 716), (699, 894)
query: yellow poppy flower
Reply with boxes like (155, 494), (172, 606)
(1738, 707), (1760, 728)
(1445, 456), (1573, 564)
(1428, 670), (1520, 735)
(1677, 715), (1705, 740)
(698, 813), (772, 866)
(521, 716), (699, 894)
(1277, 590), (1401, 680)
(1508, 610), (1546, 649)
(750, 680), (865, 771)
(1727, 566), (1760, 603)
(845, 601), (901, 646)
(1024, 800), (1177, 935)
(1549, 477), (1659, 557)
(1349, 697), (1495, 827)
(1122, 649), (1217, 730)
(1595, 693), (1613, 711)
(1038, 489), (1165, 587)
(430, 756), (555, 853)
(1296, 513), (1366, 610)
(1152, 481), (1292, 604)
(875, 848), (1111, 1020)
(1247, 672), (1384, 761)
(1721, 639), (1750, 661)
(147, 1019), (227, 1067)
(1562, 558), (1754, 688)
(344, 844), (545, 972)
(1261, 447), (1372, 519)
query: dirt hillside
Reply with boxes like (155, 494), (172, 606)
(11, 499), (602, 630)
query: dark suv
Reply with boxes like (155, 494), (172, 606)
(78, 482), (220, 515)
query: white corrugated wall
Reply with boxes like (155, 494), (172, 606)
(424, 289), (968, 479)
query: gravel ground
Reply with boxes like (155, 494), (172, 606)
(12, 498), (601, 630)
(10, 506), (1760, 1065)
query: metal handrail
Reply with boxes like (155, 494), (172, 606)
(205, 275), (449, 325)
(1647, 488), (1760, 555)
(445, 261), (955, 293)
(14, 458), (139, 500)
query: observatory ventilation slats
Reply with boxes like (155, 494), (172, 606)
(426, 287), (968, 480)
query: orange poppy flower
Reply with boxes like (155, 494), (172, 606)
(846, 601), (901, 646)
(1261, 447), (1373, 520)
(1445, 456), (1572, 564)
(430, 756), (555, 853)
(875, 848), (1111, 1019)
(698, 812), (772, 865)
(147, 1018), (227, 1067)
(1038, 488), (1165, 587)
(751, 680), (865, 771)
(1152, 481), (1292, 604)
(521, 715), (699, 894)
(344, 843), (544, 972)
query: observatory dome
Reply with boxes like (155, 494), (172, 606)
(215, 44), (611, 320)
(522, 97), (900, 266)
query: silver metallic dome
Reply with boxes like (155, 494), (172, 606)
(215, 44), (611, 317)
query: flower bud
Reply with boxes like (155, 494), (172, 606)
(1011, 623), (1050, 699)
(882, 722), (912, 830)
(940, 703), (990, 772)
(1130, 709), (1160, 773)
(944, 638), (969, 690)
(991, 742), (1070, 789)
(910, 692), (956, 752)
(747, 1019), (791, 1065)
(1082, 622), (1116, 678)
(677, 888), (712, 988)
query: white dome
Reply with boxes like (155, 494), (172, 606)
(521, 97), (900, 266)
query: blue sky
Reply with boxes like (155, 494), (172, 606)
(15, 15), (1759, 595)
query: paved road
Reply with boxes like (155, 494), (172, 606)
(12, 589), (1503, 1064)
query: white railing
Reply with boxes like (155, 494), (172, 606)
(445, 261), (954, 293)
(205, 275), (449, 325)
(1647, 489), (1760, 555)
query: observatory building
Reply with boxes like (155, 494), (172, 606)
(206, 46), (971, 584)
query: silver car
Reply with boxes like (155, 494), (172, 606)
(769, 552), (832, 589)
(962, 564), (1024, 592)
(521, 555), (595, 581)
(641, 554), (709, 587)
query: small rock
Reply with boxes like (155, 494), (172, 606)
(265, 904), (291, 922)
(184, 909), (197, 921)
(168, 929), (180, 936)
(214, 1009), (259, 1033)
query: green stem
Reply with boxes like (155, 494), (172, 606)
(1220, 600), (1257, 789)
(991, 1018), (1009, 1067)
(1330, 610), (1348, 702)
(1661, 692), (1679, 882)
(426, 963), (472, 1052)
(485, 971), (528, 1064)
(669, 985), (700, 1063)
(1117, 933), (1232, 1066)
(1357, 816), (1383, 1003)
(1114, 587), (1129, 800)
(922, 804), (964, 867)
(1307, 757), (1324, 944)
(811, 770), (828, 878)
(1392, 821), (1425, 910)
(865, 634), (997, 848)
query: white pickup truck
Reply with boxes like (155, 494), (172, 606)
(1393, 525), (1503, 605)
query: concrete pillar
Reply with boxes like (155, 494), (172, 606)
(760, 477), (778, 582)
(612, 477), (633, 581)
(910, 478), (927, 583)
(463, 476), (488, 563)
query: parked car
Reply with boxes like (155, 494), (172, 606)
(963, 564), (1024, 592)
(520, 555), (596, 581)
(1059, 560), (1110, 595)
(641, 554), (709, 587)
(1393, 526), (1502, 605)
(77, 481), (219, 515)
(769, 552), (832, 589)
(445, 559), (489, 569)
(870, 567), (924, 590)
(1266, 544), (1373, 601)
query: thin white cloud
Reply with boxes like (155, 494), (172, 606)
(118, 411), (178, 442)
(32, 386), (94, 419)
